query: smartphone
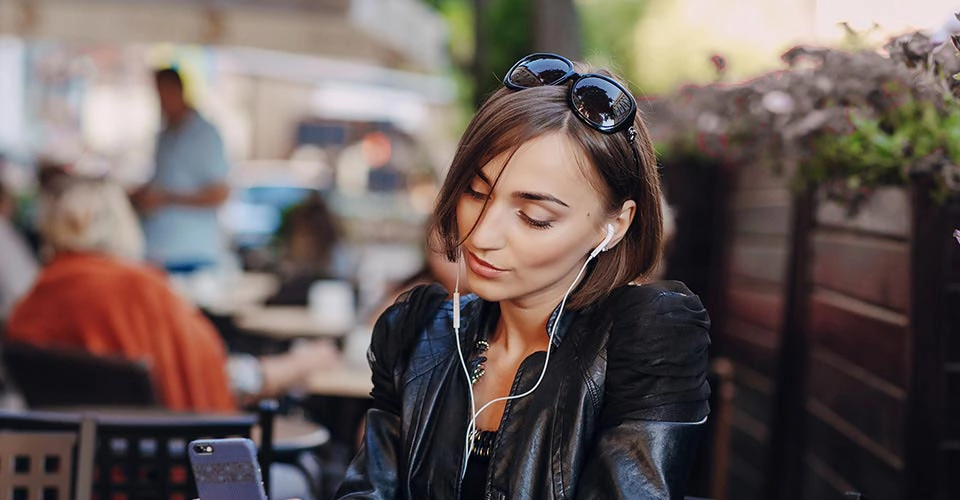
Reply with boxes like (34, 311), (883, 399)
(188, 438), (267, 500)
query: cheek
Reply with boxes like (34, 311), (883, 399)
(455, 198), (477, 235)
(511, 229), (589, 272)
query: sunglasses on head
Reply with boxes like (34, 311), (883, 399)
(503, 53), (638, 137)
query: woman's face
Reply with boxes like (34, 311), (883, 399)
(456, 133), (613, 308)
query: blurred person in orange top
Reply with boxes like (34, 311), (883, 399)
(6, 177), (337, 412)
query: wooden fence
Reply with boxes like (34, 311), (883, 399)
(663, 161), (960, 500)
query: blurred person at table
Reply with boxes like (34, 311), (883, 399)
(6, 178), (339, 412)
(131, 68), (230, 275)
(0, 181), (38, 320)
(266, 190), (346, 306)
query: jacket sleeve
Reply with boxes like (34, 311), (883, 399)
(334, 284), (446, 499)
(575, 281), (711, 500)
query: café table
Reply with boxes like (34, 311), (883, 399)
(235, 306), (352, 340)
(305, 360), (373, 400)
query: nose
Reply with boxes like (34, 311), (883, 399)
(467, 203), (507, 251)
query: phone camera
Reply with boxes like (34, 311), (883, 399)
(193, 444), (214, 454)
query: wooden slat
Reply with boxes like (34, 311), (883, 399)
(728, 431), (768, 500)
(731, 366), (775, 428)
(731, 187), (792, 209)
(803, 454), (854, 500)
(808, 289), (909, 388)
(735, 161), (794, 190)
(815, 187), (910, 239)
(811, 230), (910, 312)
(727, 453), (766, 500)
(806, 401), (904, 500)
(727, 286), (785, 332)
(717, 318), (779, 377)
(729, 239), (788, 285)
(731, 205), (793, 236)
(806, 348), (906, 458)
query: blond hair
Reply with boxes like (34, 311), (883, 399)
(42, 178), (145, 262)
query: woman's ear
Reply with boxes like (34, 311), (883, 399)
(607, 199), (636, 250)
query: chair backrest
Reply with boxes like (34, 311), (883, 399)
(1, 343), (158, 408)
(90, 402), (277, 500)
(0, 411), (96, 500)
(0, 405), (276, 500)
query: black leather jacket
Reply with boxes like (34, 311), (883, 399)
(336, 280), (711, 500)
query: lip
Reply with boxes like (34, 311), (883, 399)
(465, 251), (507, 279)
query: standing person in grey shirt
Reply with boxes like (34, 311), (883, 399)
(132, 68), (230, 275)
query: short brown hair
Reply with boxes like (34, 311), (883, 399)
(154, 68), (184, 90)
(430, 67), (663, 309)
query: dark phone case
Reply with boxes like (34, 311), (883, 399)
(188, 438), (267, 500)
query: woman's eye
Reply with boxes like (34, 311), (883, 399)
(519, 212), (553, 230)
(464, 186), (489, 200)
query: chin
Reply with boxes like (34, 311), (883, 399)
(464, 276), (511, 302)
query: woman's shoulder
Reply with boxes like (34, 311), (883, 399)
(600, 280), (710, 350)
(371, 282), (453, 354)
(598, 280), (712, 422)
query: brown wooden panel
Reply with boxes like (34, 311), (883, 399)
(731, 206), (792, 236)
(802, 455), (853, 500)
(811, 231), (910, 312)
(735, 161), (793, 190)
(806, 401), (904, 500)
(729, 239), (788, 285)
(727, 456), (764, 500)
(731, 407), (770, 456)
(728, 422), (769, 495)
(716, 319), (779, 377)
(806, 348), (906, 458)
(732, 381), (774, 430)
(731, 187), (791, 209)
(727, 453), (766, 500)
(808, 289), (909, 388)
(815, 187), (910, 239)
(727, 286), (785, 332)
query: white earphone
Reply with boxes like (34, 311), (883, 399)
(451, 222), (615, 477)
(590, 223), (616, 259)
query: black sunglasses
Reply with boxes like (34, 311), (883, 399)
(503, 53), (638, 136)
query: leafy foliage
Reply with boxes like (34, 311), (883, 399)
(652, 28), (960, 210)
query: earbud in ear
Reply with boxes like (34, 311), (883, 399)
(590, 224), (616, 259)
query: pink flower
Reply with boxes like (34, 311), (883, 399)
(954, 229), (960, 245)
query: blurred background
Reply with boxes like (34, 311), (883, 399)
(0, 1), (958, 500)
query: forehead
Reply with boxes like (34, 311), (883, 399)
(481, 133), (603, 202)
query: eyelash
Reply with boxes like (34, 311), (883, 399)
(463, 186), (554, 230)
(519, 212), (553, 230)
(464, 186), (488, 201)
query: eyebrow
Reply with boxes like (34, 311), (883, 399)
(515, 191), (570, 208)
(474, 171), (570, 208)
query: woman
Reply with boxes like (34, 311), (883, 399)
(336, 54), (710, 499)
(5, 178), (337, 413)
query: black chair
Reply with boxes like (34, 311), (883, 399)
(92, 410), (273, 499)
(0, 410), (97, 500)
(1, 343), (158, 408)
(0, 403), (276, 500)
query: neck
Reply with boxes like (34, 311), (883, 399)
(493, 291), (562, 355)
(166, 106), (192, 127)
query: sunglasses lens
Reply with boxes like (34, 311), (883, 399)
(507, 55), (573, 88)
(570, 76), (635, 131)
